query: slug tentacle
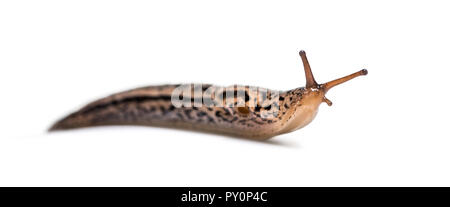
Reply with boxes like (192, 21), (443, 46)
(299, 50), (318, 88)
(323, 69), (368, 93)
(323, 97), (333, 106)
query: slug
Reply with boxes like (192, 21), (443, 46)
(49, 51), (367, 140)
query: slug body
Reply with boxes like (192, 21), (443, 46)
(50, 51), (367, 140)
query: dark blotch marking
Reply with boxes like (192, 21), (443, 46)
(222, 91), (227, 98)
(244, 91), (250, 102)
(237, 107), (250, 115)
(184, 109), (193, 119)
(250, 117), (264, 125)
(202, 84), (212, 91)
(215, 110), (236, 123)
(197, 111), (207, 117)
(223, 109), (231, 116)
(160, 106), (168, 114)
(176, 113), (184, 120)
(207, 116), (215, 123)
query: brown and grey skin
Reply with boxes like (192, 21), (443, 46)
(49, 51), (368, 140)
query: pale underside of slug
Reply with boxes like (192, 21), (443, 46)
(49, 51), (367, 140)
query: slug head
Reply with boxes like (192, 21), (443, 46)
(299, 50), (368, 106)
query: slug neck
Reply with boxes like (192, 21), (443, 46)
(277, 87), (325, 135)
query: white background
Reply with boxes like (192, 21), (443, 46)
(1, 0), (449, 186)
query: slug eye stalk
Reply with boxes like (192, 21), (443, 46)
(299, 50), (368, 106)
(322, 69), (368, 93)
(299, 50), (318, 88)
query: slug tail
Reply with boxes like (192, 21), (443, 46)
(48, 93), (145, 132)
(48, 111), (91, 131)
(48, 84), (185, 132)
(48, 106), (140, 132)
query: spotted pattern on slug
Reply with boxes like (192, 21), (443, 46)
(50, 84), (301, 138)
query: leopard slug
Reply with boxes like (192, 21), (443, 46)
(49, 51), (367, 140)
